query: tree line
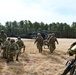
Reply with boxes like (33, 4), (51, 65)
(0, 20), (76, 38)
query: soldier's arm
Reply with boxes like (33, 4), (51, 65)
(23, 45), (25, 53)
(34, 38), (38, 44)
(55, 38), (59, 44)
(22, 41), (26, 50)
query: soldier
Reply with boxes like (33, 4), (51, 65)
(0, 38), (3, 55)
(48, 33), (58, 53)
(16, 37), (25, 53)
(61, 42), (76, 75)
(6, 39), (19, 63)
(2, 38), (11, 58)
(34, 33), (44, 53)
(0, 30), (7, 44)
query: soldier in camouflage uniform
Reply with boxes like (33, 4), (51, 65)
(61, 42), (76, 75)
(0, 30), (7, 45)
(34, 33), (44, 53)
(2, 38), (11, 58)
(0, 38), (3, 54)
(6, 39), (19, 63)
(16, 37), (25, 53)
(48, 33), (58, 53)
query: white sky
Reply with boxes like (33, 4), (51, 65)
(0, 0), (76, 25)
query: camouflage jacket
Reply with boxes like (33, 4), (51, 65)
(6, 42), (19, 54)
(0, 33), (7, 41)
(35, 36), (43, 46)
(16, 40), (25, 48)
(48, 36), (58, 45)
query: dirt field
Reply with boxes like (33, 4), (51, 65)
(0, 38), (76, 75)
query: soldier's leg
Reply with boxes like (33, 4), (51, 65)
(49, 44), (55, 53)
(10, 55), (14, 61)
(16, 53), (19, 61)
(37, 44), (40, 53)
(6, 54), (11, 63)
(49, 45), (53, 53)
(40, 45), (43, 53)
(39, 46), (41, 53)
(61, 59), (75, 75)
(4, 51), (8, 58)
(23, 49), (25, 53)
(38, 49), (41, 53)
(3, 50), (7, 58)
(53, 45), (56, 51)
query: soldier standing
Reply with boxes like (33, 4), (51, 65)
(0, 30), (7, 44)
(16, 37), (25, 53)
(48, 33), (58, 53)
(6, 39), (19, 63)
(34, 33), (44, 53)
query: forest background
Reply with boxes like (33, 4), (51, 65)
(0, 20), (76, 38)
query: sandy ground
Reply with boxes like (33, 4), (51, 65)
(0, 38), (76, 75)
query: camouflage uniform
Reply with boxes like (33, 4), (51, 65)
(34, 33), (43, 53)
(0, 30), (7, 44)
(16, 37), (25, 53)
(48, 33), (58, 53)
(6, 39), (19, 63)
(61, 42), (76, 75)
(0, 38), (3, 54)
(2, 38), (10, 58)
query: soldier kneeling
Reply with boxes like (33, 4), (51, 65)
(6, 39), (19, 63)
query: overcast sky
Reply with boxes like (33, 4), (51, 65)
(0, 0), (76, 25)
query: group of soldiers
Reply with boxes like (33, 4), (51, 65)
(34, 32), (76, 75)
(0, 30), (59, 63)
(0, 30), (25, 63)
(1, 30), (76, 74)
(34, 32), (59, 53)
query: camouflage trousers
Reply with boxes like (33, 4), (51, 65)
(16, 50), (21, 61)
(2, 47), (8, 58)
(7, 50), (20, 63)
(37, 44), (43, 53)
(49, 44), (56, 53)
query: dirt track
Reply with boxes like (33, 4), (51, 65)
(0, 38), (75, 75)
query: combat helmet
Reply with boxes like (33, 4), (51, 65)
(1, 30), (4, 33)
(51, 33), (55, 36)
(37, 33), (41, 36)
(18, 37), (21, 39)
